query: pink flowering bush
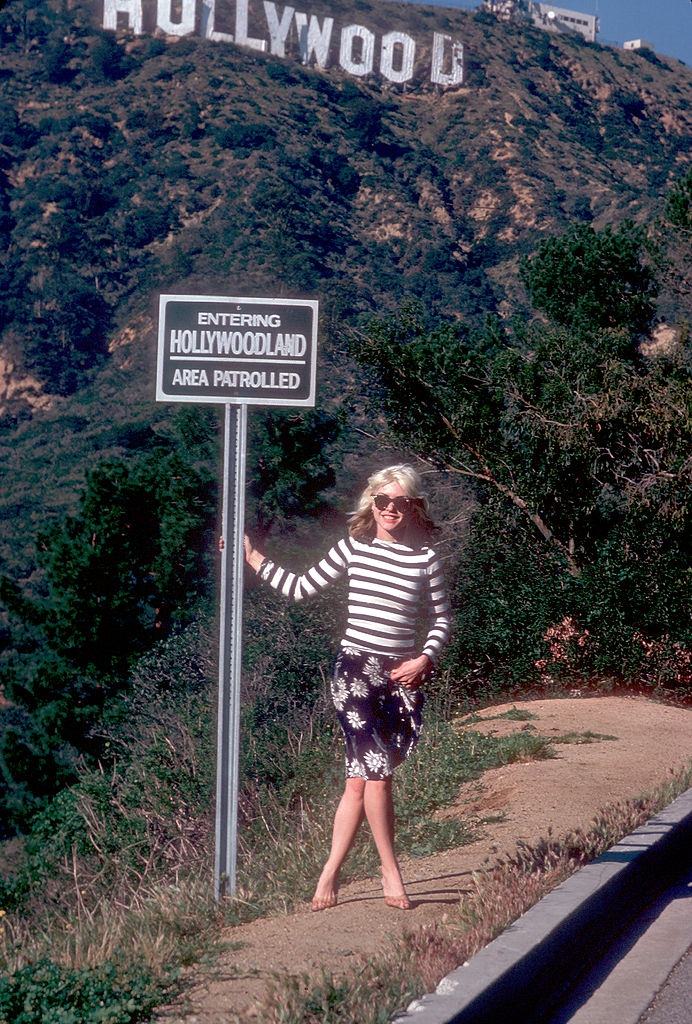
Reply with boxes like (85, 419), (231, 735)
(534, 616), (592, 682)
(534, 617), (691, 693)
(631, 632), (692, 689)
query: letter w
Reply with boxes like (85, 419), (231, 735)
(215, 332), (233, 354)
(294, 11), (333, 67)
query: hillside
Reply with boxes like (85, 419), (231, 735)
(0, 0), (690, 575)
(0, 8), (690, 1014)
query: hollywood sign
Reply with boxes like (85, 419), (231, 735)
(103, 1), (465, 85)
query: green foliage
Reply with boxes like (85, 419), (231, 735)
(34, 450), (215, 672)
(665, 166), (692, 229)
(519, 222), (658, 335)
(0, 0), (55, 52)
(240, 581), (342, 789)
(20, 627), (214, 891)
(247, 408), (342, 534)
(0, 108), (31, 150)
(214, 122), (275, 150)
(0, 958), (171, 1024)
(473, 10), (497, 27)
(0, 436), (217, 831)
(447, 501), (575, 688)
(23, 271), (111, 394)
(355, 220), (691, 692)
(120, 201), (176, 248)
(0, 661), (109, 831)
(636, 47), (665, 68)
(339, 81), (386, 149)
(42, 33), (76, 84)
(87, 31), (133, 83)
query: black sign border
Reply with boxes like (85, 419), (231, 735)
(156, 293), (318, 407)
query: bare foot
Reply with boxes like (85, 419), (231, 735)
(381, 869), (412, 911)
(311, 869), (339, 912)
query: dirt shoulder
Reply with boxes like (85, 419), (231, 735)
(159, 695), (692, 1023)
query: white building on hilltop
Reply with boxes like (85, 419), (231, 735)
(482, 1), (599, 44)
(624, 39), (655, 52)
(530, 3), (598, 42)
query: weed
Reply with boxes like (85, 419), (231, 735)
(498, 707), (539, 722)
(461, 706), (539, 725)
(552, 731), (618, 744)
(488, 732), (556, 763)
(0, 710), (562, 983)
(0, 957), (173, 1024)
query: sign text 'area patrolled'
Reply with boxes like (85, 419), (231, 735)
(156, 294), (318, 406)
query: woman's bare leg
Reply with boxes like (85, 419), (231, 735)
(312, 777), (366, 910)
(363, 777), (411, 909)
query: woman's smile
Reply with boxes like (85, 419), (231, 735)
(372, 483), (409, 540)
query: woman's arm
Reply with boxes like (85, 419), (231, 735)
(244, 534), (350, 601)
(421, 551), (451, 663)
(390, 551), (451, 689)
(244, 535), (265, 573)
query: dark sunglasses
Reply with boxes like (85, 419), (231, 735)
(372, 493), (419, 513)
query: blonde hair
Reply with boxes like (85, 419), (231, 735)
(348, 464), (437, 543)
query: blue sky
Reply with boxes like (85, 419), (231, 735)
(402, 1), (691, 65)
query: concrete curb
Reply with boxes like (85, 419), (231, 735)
(394, 787), (692, 1024)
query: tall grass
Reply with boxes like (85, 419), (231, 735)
(1, 645), (560, 982)
(0, 622), (664, 1023)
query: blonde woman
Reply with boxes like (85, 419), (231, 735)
(244, 464), (450, 911)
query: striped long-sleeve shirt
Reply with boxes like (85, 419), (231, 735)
(257, 535), (451, 662)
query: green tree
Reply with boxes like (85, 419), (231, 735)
(87, 30), (132, 82)
(247, 408), (343, 535)
(24, 270), (111, 393)
(0, 442), (217, 829)
(42, 32), (75, 84)
(34, 450), (216, 674)
(519, 222), (658, 336)
(665, 167), (692, 230)
(0, 0), (51, 53)
(658, 167), (692, 324)
(354, 221), (690, 688)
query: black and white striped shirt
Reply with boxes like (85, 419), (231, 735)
(257, 535), (451, 662)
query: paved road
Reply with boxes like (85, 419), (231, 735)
(548, 872), (692, 1024)
(639, 949), (691, 1024)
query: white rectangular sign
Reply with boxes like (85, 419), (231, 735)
(156, 294), (318, 407)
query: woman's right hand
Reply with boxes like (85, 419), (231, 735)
(244, 535), (265, 572)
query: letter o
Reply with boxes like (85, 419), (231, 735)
(380, 31), (415, 84)
(339, 24), (375, 77)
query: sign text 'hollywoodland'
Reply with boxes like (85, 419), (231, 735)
(103, 0), (465, 86)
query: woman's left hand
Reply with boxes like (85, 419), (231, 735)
(389, 655), (431, 690)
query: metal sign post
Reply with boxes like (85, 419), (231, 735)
(215, 403), (247, 899)
(156, 294), (318, 900)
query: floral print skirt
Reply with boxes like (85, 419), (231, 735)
(331, 647), (425, 780)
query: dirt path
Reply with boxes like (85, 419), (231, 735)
(159, 695), (692, 1023)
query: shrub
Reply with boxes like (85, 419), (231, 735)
(0, 958), (171, 1024)
(87, 32), (133, 83)
(214, 122), (275, 150)
(20, 281), (110, 394)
